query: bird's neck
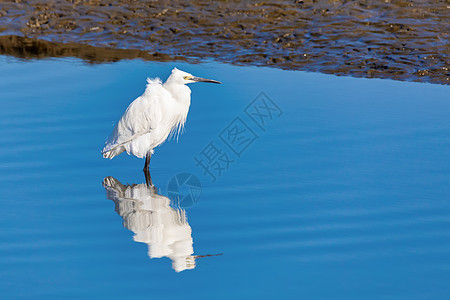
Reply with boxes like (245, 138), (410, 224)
(163, 82), (191, 104)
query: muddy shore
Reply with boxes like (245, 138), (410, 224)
(0, 0), (448, 84)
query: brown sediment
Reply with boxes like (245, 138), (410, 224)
(0, 0), (448, 84)
(0, 35), (187, 63)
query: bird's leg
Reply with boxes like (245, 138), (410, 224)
(144, 168), (153, 187)
(143, 152), (151, 172)
(143, 152), (153, 186)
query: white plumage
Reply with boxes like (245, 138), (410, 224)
(102, 68), (221, 171)
(103, 176), (195, 272)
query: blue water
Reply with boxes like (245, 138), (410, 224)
(1, 56), (450, 299)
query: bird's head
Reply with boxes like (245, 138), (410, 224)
(167, 68), (222, 85)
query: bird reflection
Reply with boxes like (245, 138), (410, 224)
(102, 173), (196, 272)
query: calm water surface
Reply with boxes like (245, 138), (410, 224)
(1, 57), (449, 299)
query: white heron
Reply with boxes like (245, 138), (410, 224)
(102, 68), (221, 173)
(103, 174), (223, 271)
(103, 175), (196, 272)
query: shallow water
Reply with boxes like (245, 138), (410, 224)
(1, 57), (450, 298)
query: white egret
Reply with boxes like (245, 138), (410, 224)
(103, 176), (196, 272)
(103, 173), (223, 271)
(102, 68), (221, 172)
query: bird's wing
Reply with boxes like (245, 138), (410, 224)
(103, 80), (172, 153)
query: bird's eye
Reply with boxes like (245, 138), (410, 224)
(183, 76), (189, 80)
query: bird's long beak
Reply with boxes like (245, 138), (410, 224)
(191, 76), (222, 84)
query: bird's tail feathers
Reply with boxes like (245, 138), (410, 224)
(102, 145), (125, 159)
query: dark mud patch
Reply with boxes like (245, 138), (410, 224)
(0, 0), (448, 84)
(0, 35), (187, 63)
